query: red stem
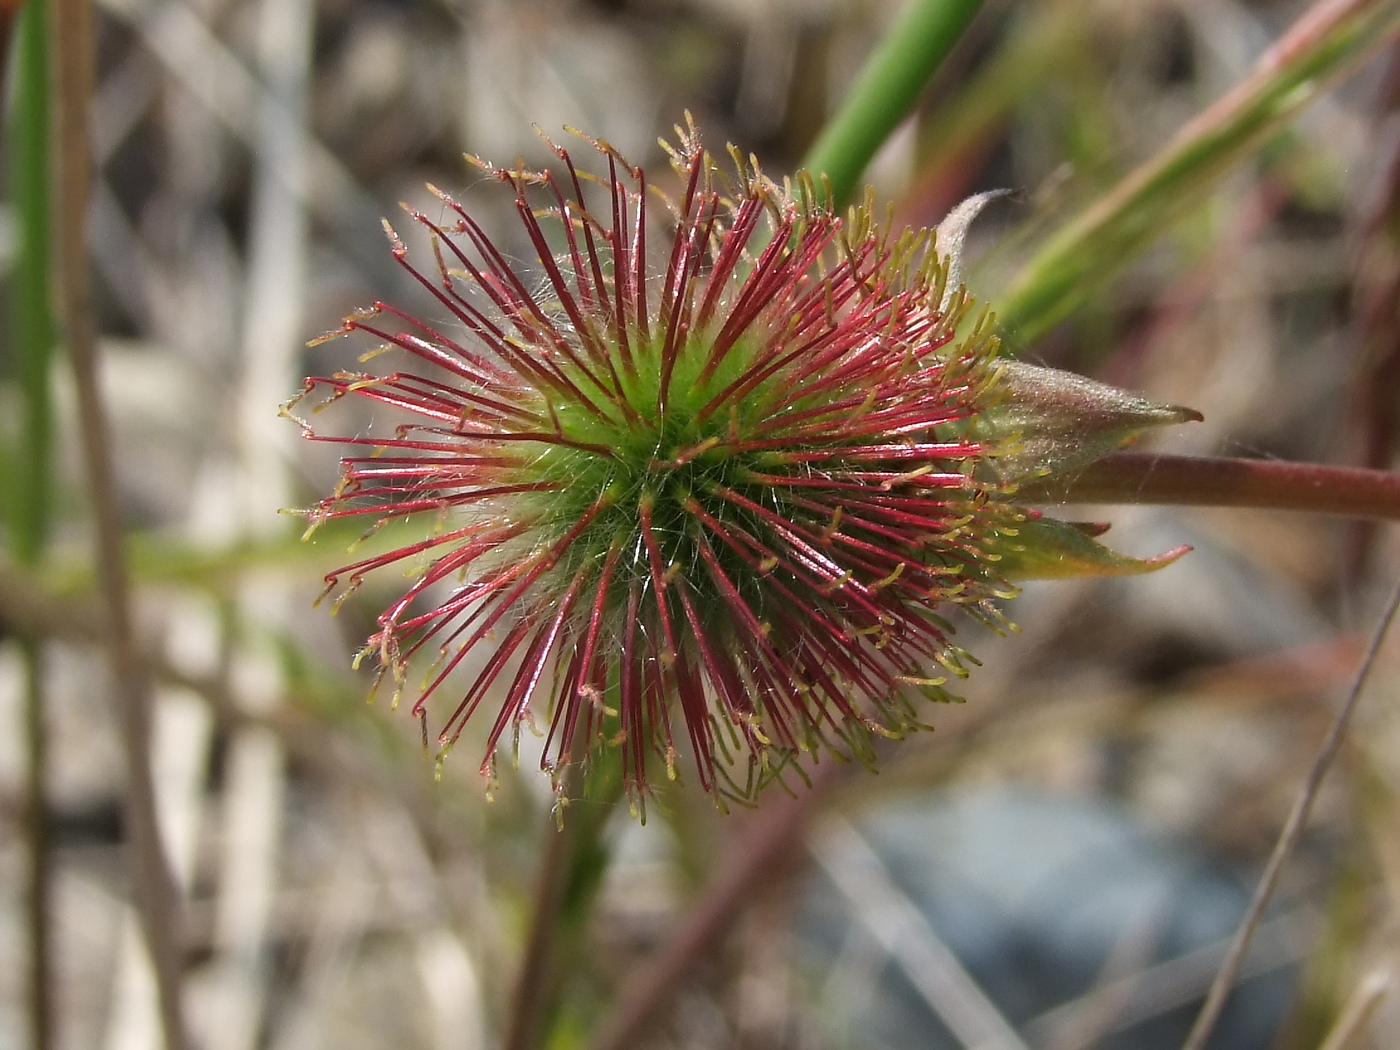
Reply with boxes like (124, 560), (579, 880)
(1017, 452), (1400, 519)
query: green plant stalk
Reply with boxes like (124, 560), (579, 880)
(800, 0), (986, 207)
(504, 753), (624, 1050)
(35, 515), (423, 598)
(997, 0), (1400, 341)
(6, 0), (52, 561)
(7, 5), (56, 1049)
(1016, 452), (1400, 519)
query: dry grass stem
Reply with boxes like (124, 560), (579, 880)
(1181, 573), (1400, 1050)
(50, 0), (189, 1046)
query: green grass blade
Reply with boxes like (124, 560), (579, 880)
(5, 11), (57, 1050)
(997, 0), (1400, 343)
(5, 0), (55, 566)
(801, 0), (986, 207)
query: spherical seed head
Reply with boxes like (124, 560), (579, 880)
(287, 118), (1029, 808)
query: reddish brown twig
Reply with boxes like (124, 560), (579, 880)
(1017, 452), (1400, 520)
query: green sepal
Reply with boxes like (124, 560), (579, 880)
(976, 362), (1202, 483)
(991, 515), (1191, 581)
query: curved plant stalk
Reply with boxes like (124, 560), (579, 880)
(997, 0), (1400, 341)
(800, 0), (987, 206)
(50, 2), (190, 1047)
(1016, 452), (1400, 520)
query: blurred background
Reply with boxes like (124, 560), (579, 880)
(3, 0), (1400, 1047)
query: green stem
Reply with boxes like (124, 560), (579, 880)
(1017, 452), (1400, 520)
(8, 5), (56, 1049)
(504, 758), (624, 1050)
(800, 0), (986, 207)
(7, 0), (53, 561)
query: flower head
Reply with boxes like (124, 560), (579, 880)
(287, 119), (1186, 809)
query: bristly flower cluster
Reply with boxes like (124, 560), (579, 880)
(286, 119), (1050, 808)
